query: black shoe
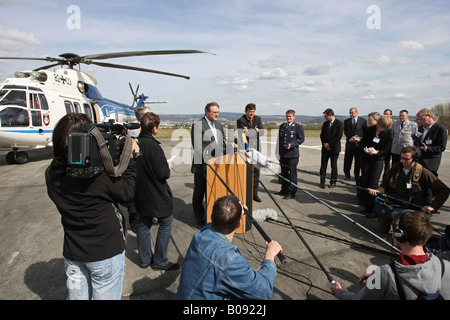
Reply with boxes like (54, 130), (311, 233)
(319, 184), (325, 189)
(276, 191), (288, 196)
(151, 262), (180, 272)
(284, 194), (295, 199)
(328, 184), (336, 188)
(253, 195), (262, 202)
(360, 209), (372, 214)
(345, 176), (350, 181)
(365, 212), (378, 218)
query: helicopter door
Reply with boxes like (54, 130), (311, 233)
(29, 93), (49, 129)
(90, 102), (101, 123)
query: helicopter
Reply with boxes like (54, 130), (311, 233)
(0, 50), (207, 164)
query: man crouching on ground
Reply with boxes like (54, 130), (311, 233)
(177, 195), (282, 300)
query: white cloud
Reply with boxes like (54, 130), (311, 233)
(392, 93), (410, 99)
(374, 55), (391, 66)
(287, 83), (317, 93)
(303, 64), (332, 76)
(373, 55), (412, 67)
(439, 69), (450, 77)
(0, 26), (41, 55)
(259, 68), (287, 79)
(399, 40), (425, 51)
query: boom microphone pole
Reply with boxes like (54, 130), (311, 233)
(206, 162), (288, 264)
(254, 166), (337, 284)
(295, 167), (426, 212)
(256, 157), (402, 254)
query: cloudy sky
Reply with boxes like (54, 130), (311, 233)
(0, 0), (449, 116)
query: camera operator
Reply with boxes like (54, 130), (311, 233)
(45, 113), (139, 300)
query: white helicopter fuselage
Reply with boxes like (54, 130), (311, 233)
(0, 68), (136, 152)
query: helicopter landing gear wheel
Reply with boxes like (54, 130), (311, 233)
(6, 151), (16, 164)
(16, 151), (29, 164)
(5, 148), (29, 164)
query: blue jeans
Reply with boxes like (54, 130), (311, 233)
(64, 250), (125, 300)
(137, 214), (173, 268)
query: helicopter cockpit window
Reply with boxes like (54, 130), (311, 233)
(83, 103), (93, 120)
(0, 90), (27, 107)
(0, 107), (29, 127)
(31, 110), (42, 126)
(29, 93), (49, 111)
(64, 100), (74, 114)
(38, 94), (49, 110)
(73, 102), (82, 113)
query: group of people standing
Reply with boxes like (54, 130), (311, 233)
(319, 107), (449, 220)
(45, 102), (449, 301)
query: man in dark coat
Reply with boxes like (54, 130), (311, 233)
(276, 109), (305, 199)
(319, 108), (344, 188)
(134, 112), (178, 271)
(236, 103), (264, 202)
(191, 102), (226, 226)
(343, 107), (367, 180)
(414, 108), (448, 177)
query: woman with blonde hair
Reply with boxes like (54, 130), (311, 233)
(359, 115), (393, 217)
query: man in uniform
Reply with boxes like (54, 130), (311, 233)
(276, 109), (305, 199)
(236, 103), (264, 202)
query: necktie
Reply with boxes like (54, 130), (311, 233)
(249, 118), (253, 127)
(211, 122), (217, 141)
(401, 122), (404, 129)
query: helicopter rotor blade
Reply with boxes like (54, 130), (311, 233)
(90, 61), (191, 79)
(82, 50), (212, 61)
(34, 63), (63, 71)
(129, 82), (136, 96)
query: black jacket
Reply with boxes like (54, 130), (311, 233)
(360, 125), (392, 161)
(236, 114), (263, 151)
(320, 119), (344, 154)
(344, 116), (367, 143)
(46, 157), (136, 262)
(416, 122), (448, 173)
(191, 117), (226, 175)
(134, 133), (173, 219)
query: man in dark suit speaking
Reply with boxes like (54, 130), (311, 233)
(236, 103), (264, 202)
(191, 102), (226, 226)
(319, 108), (344, 188)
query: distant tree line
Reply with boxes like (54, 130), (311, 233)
(432, 102), (450, 129)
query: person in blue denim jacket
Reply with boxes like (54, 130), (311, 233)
(177, 195), (282, 300)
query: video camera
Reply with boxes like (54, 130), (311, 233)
(67, 120), (139, 178)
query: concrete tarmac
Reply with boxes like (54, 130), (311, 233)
(1, 137), (449, 301)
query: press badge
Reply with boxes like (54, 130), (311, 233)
(426, 139), (432, 144)
(407, 182), (412, 189)
(373, 137), (380, 143)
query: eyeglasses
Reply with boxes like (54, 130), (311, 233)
(401, 157), (413, 161)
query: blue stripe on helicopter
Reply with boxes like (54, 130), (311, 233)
(0, 129), (53, 134)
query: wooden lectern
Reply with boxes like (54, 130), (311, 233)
(206, 152), (253, 234)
